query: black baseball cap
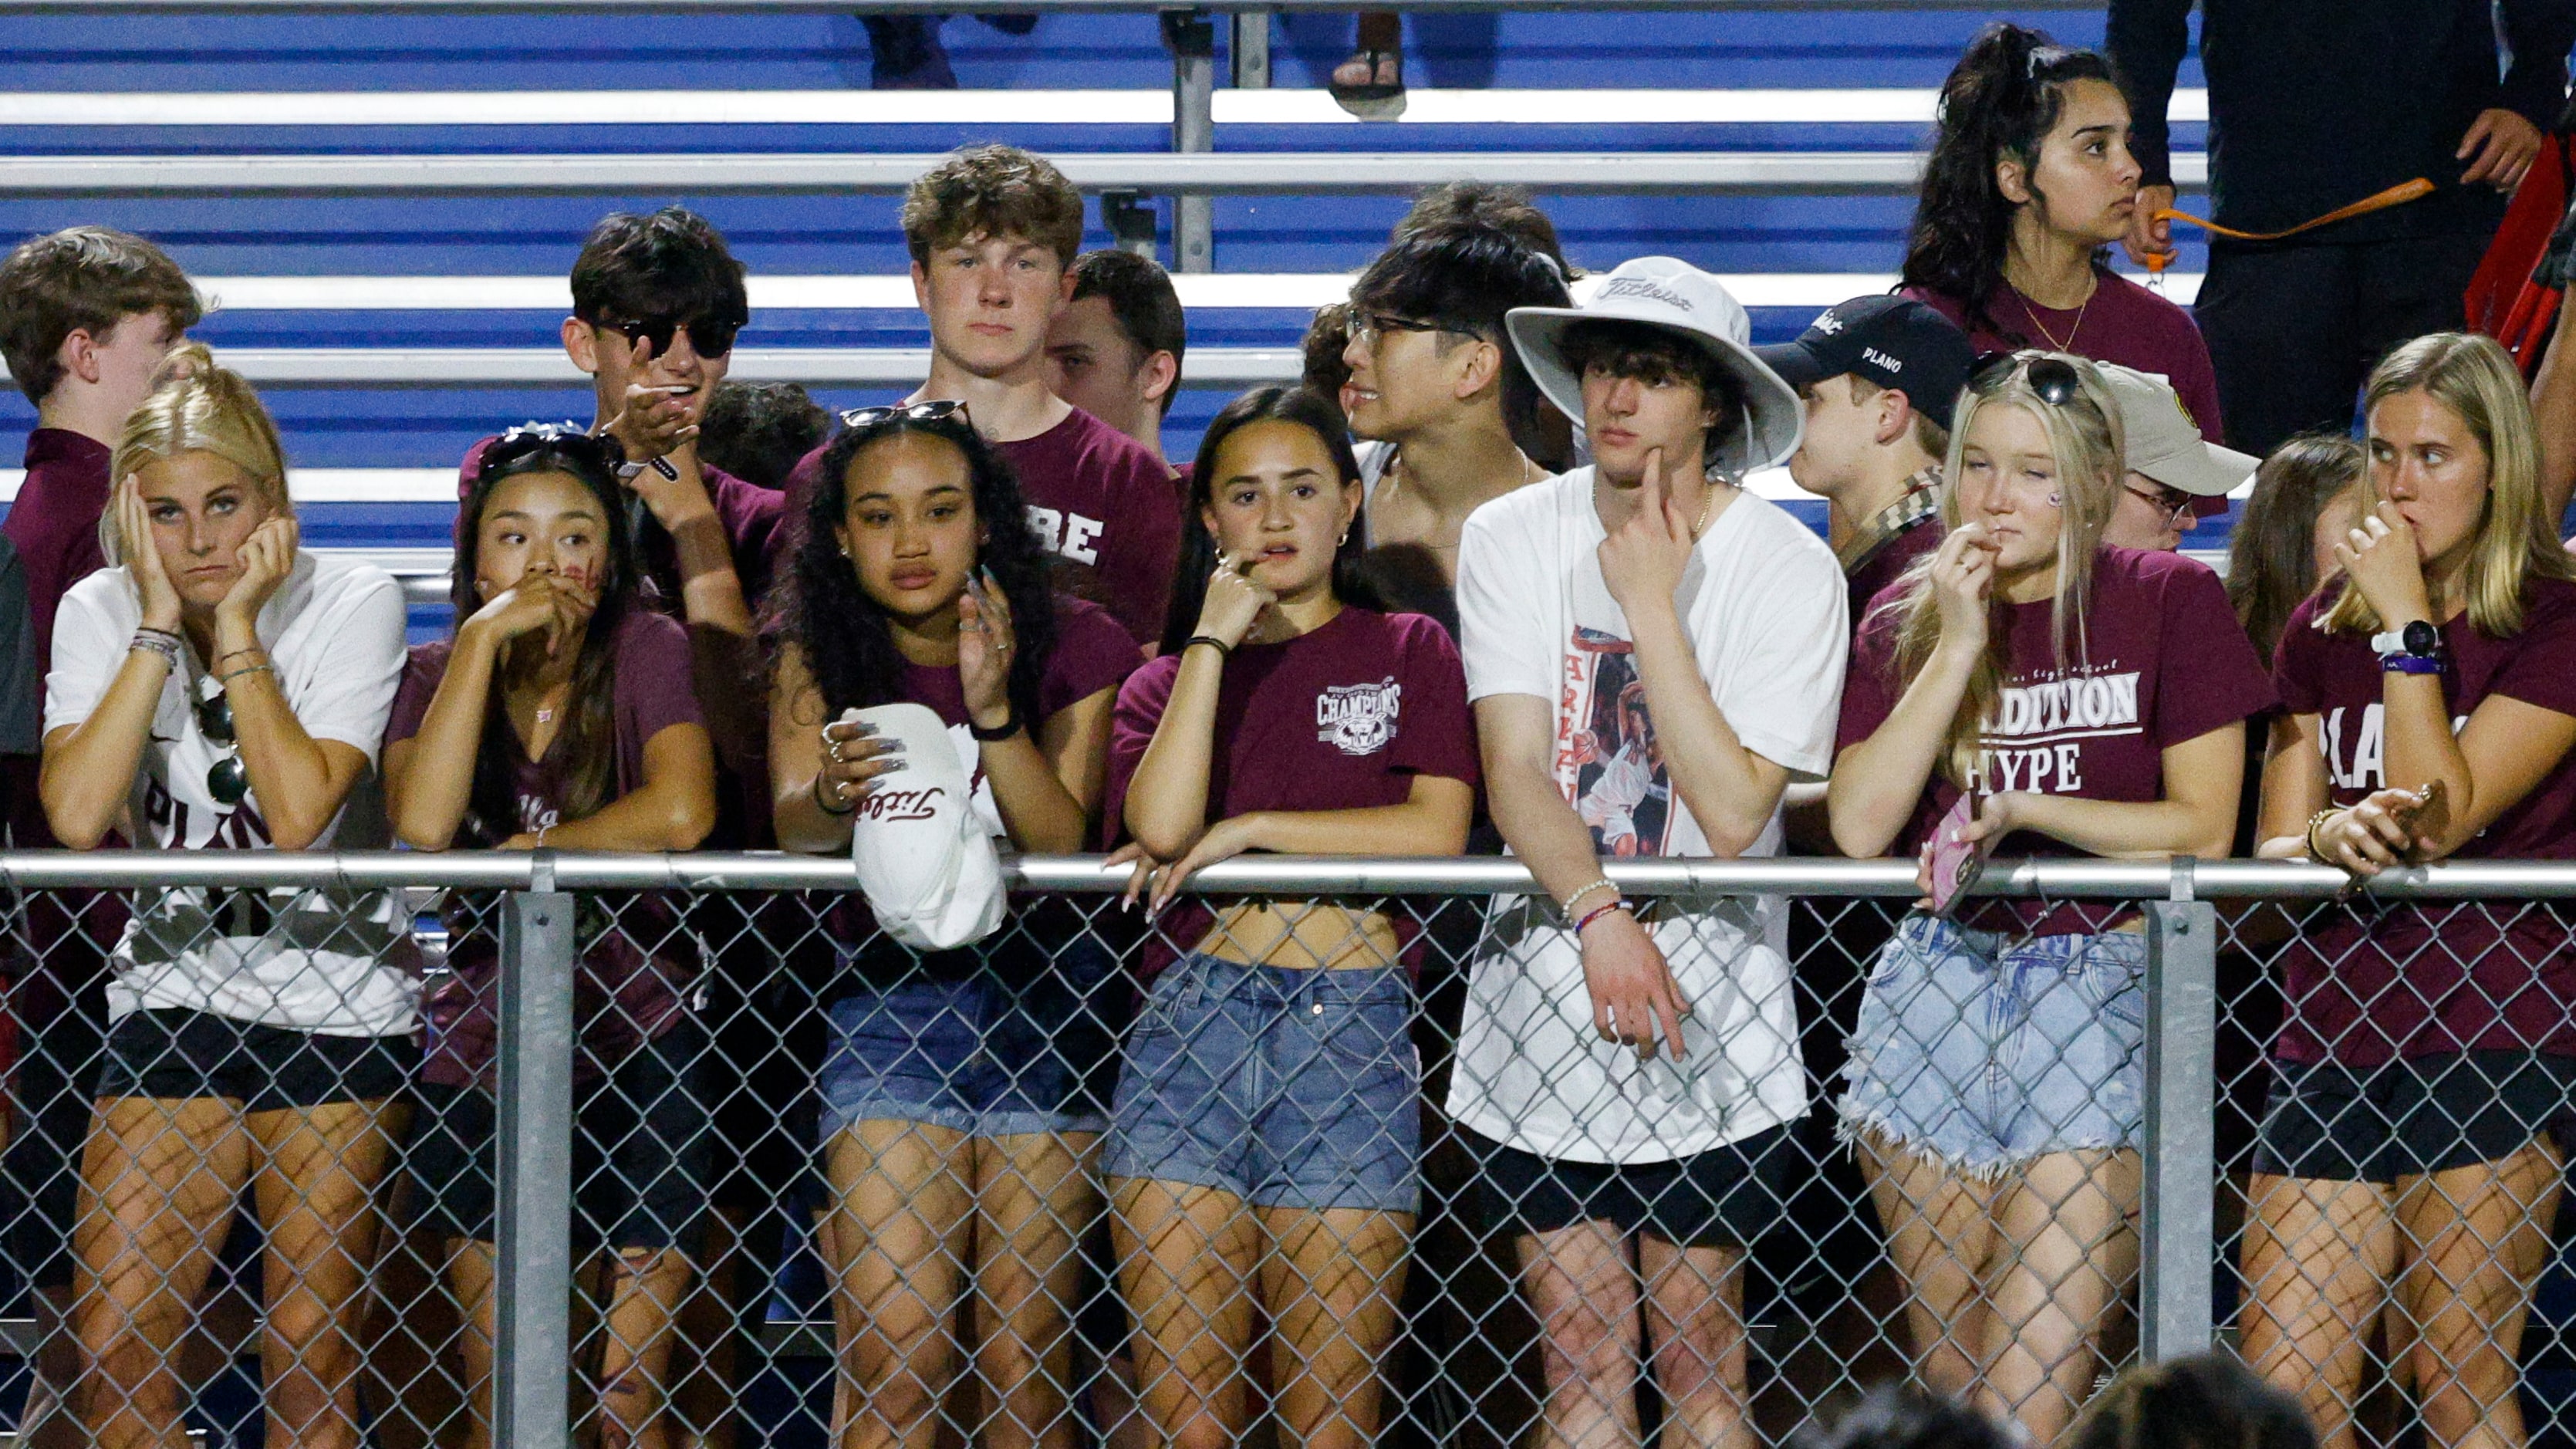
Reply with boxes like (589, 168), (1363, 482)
(1755, 296), (1975, 431)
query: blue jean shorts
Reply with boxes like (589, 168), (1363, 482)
(1838, 913), (2146, 1174)
(1106, 954), (1421, 1214)
(817, 943), (1119, 1143)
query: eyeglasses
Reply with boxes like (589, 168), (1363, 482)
(483, 422), (623, 476)
(839, 399), (974, 432)
(194, 687), (248, 807)
(2122, 479), (2196, 529)
(1351, 312), (1447, 348)
(593, 313), (741, 361)
(1972, 350), (2085, 407)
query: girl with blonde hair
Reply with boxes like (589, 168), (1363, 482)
(2247, 332), (2576, 1449)
(1828, 352), (2274, 1441)
(38, 343), (414, 1449)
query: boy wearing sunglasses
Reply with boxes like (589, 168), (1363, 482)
(790, 145), (1180, 653)
(2095, 363), (2259, 554)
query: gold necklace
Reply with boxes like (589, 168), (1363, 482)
(2019, 273), (2096, 353)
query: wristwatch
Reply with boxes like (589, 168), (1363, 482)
(616, 455), (680, 482)
(2370, 619), (2446, 675)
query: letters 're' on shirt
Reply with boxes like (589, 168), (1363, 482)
(2270, 577), (2576, 1065)
(1838, 545), (2275, 934)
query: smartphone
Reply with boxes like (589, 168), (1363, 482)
(1926, 792), (1994, 917)
(2389, 779), (2448, 857)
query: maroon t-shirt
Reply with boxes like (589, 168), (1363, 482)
(1838, 546), (2275, 933)
(1104, 607), (1480, 976)
(1906, 274), (2226, 444)
(6, 427), (112, 716)
(457, 437), (786, 613)
(387, 610), (707, 1086)
(788, 407), (1181, 649)
(825, 596), (1139, 956)
(2270, 579), (2576, 1065)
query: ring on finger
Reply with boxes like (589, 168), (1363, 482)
(826, 735), (846, 765)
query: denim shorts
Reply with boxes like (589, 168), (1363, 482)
(816, 943), (1119, 1143)
(1838, 913), (2146, 1174)
(1106, 954), (1420, 1214)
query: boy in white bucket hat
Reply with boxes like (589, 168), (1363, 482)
(1448, 256), (1849, 1447)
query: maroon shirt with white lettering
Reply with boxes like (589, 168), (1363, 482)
(388, 610), (707, 1086)
(790, 407), (1180, 648)
(1838, 546), (2274, 933)
(2270, 578), (2576, 1064)
(1105, 606), (1480, 976)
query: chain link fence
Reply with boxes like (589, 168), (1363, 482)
(0, 852), (2569, 1447)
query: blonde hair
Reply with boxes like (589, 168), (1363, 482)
(103, 341), (292, 572)
(1888, 350), (2123, 787)
(2321, 331), (2575, 638)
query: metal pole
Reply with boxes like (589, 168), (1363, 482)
(1163, 9), (1217, 272)
(1232, 9), (1270, 86)
(2141, 873), (2218, 1361)
(495, 883), (577, 1449)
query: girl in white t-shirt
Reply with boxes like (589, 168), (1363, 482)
(39, 345), (410, 1449)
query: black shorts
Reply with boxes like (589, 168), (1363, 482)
(402, 1022), (712, 1255)
(1470, 1123), (1795, 1251)
(93, 1007), (415, 1112)
(2254, 1051), (2576, 1184)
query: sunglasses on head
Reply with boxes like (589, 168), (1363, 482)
(593, 312), (741, 361)
(194, 687), (249, 807)
(1972, 350), (2086, 407)
(839, 399), (974, 433)
(483, 422), (623, 476)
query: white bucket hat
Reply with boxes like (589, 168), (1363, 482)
(846, 702), (1008, 952)
(1506, 256), (1805, 476)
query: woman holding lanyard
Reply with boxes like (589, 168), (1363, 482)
(39, 344), (412, 1449)
(1105, 385), (1477, 1449)
(2247, 333), (2576, 1449)
(382, 424), (719, 1449)
(766, 402), (1135, 1449)
(1899, 23), (2225, 444)
(1828, 351), (2272, 1441)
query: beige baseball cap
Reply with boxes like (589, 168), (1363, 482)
(2097, 361), (2257, 504)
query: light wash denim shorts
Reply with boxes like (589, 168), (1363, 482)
(1838, 912), (2145, 1174)
(1106, 953), (1420, 1214)
(817, 942), (1118, 1143)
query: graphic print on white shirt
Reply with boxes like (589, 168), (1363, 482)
(1316, 677), (1403, 756)
(1559, 627), (1670, 856)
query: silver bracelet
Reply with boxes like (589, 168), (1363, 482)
(129, 628), (181, 671)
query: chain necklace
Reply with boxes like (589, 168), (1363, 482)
(1380, 449), (1547, 552)
(2018, 272), (2097, 354)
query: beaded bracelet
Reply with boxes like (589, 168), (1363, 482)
(1572, 899), (1629, 936)
(129, 629), (181, 670)
(1558, 877), (1618, 919)
(2304, 807), (2342, 863)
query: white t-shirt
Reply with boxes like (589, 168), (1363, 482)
(46, 552), (417, 1037)
(1448, 468), (1848, 1164)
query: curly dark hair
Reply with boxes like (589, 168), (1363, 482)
(698, 380), (830, 490)
(768, 412), (1058, 730)
(1899, 23), (2123, 341)
(1161, 386), (1384, 657)
(452, 425), (641, 843)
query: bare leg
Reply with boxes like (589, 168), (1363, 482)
(666, 1205), (744, 1449)
(1977, 1149), (2138, 1443)
(1516, 1221), (1641, 1449)
(73, 1096), (252, 1449)
(971, 1133), (1098, 1449)
(821, 1120), (974, 1449)
(1853, 1129), (1999, 1397)
(2240, 1171), (2397, 1449)
(246, 1099), (407, 1449)
(1110, 1176), (1259, 1449)
(446, 1241), (499, 1449)
(1256, 1205), (1411, 1449)
(2394, 1144), (2563, 1449)
(593, 1247), (694, 1449)
(1636, 1237), (1754, 1449)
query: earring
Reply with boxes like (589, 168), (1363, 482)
(2047, 491), (2061, 506)
(1339, 529), (1350, 546)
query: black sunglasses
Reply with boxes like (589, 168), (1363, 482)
(482, 422), (623, 476)
(839, 399), (974, 432)
(595, 313), (741, 361)
(1972, 350), (2085, 407)
(194, 689), (248, 807)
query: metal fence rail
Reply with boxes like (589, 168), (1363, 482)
(2, 851), (2561, 1449)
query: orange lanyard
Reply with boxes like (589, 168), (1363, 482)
(2143, 177), (2435, 277)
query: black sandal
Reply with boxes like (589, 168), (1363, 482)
(1329, 48), (1405, 107)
